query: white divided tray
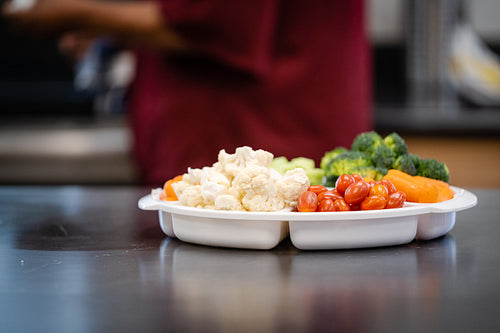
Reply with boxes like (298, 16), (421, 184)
(138, 186), (477, 250)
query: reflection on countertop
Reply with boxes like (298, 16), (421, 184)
(154, 236), (463, 332)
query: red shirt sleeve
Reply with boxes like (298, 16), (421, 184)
(157, 0), (279, 75)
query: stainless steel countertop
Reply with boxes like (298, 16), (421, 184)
(0, 186), (498, 333)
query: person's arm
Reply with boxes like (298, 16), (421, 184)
(2, 0), (189, 51)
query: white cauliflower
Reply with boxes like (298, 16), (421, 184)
(232, 165), (285, 212)
(215, 146), (273, 179)
(215, 194), (244, 211)
(179, 185), (206, 208)
(174, 166), (231, 205)
(171, 179), (191, 198)
(200, 181), (227, 202)
(276, 168), (310, 205)
(172, 146), (309, 212)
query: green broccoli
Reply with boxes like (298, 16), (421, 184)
(383, 132), (408, 157)
(323, 175), (338, 187)
(351, 131), (384, 156)
(351, 166), (388, 181)
(320, 147), (347, 170)
(408, 153), (420, 169)
(372, 144), (396, 169)
(393, 154), (417, 176)
(322, 151), (374, 185)
(416, 158), (450, 182)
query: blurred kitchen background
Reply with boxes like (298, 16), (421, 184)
(1, 0), (499, 187)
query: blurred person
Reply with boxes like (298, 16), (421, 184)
(3, 0), (372, 186)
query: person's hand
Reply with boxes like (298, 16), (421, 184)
(3, 0), (189, 51)
(2, 0), (84, 37)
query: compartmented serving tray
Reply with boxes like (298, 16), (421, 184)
(138, 186), (477, 250)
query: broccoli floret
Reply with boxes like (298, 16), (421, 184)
(416, 158), (450, 182)
(372, 144), (396, 169)
(393, 154), (417, 176)
(320, 147), (348, 170)
(324, 150), (374, 179)
(383, 132), (408, 157)
(408, 153), (420, 169)
(351, 131), (384, 155)
(351, 166), (388, 181)
(323, 175), (337, 187)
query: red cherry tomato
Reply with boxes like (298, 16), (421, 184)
(369, 184), (389, 199)
(333, 198), (351, 211)
(344, 181), (370, 205)
(317, 189), (343, 202)
(360, 195), (387, 210)
(317, 198), (335, 212)
(351, 174), (363, 183)
(349, 203), (361, 211)
(335, 174), (355, 195)
(307, 185), (327, 196)
(386, 191), (406, 209)
(297, 191), (319, 212)
(379, 179), (397, 195)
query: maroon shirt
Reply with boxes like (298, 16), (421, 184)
(128, 0), (372, 185)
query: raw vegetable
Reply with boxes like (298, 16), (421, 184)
(383, 132), (408, 156)
(416, 158), (450, 183)
(344, 181), (370, 205)
(321, 131), (451, 184)
(270, 156), (324, 185)
(297, 190), (319, 212)
(171, 146), (310, 211)
(161, 175), (183, 201)
(320, 147), (348, 169)
(386, 191), (406, 209)
(296, 175), (405, 212)
(335, 174), (355, 195)
(414, 176), (455, 202)
(360, 196), (387, 210)
(351, 131), (384, 156)
(393, 154), (418, 176)
(382, 169), (454, 203)
(317, 199), (335, 212)
(369, 184), (388, 199)
(322, 151), (376, 186)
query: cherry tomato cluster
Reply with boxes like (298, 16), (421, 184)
(297, 174), (406, 212)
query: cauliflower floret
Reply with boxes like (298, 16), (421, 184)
(231, 165), (269, 194)
(172, 146), (310, 212)
(171, 180), (191, 198)
(200, 181), (227, 202)
(201, 166), (231, 187)
(215, 194), (245, 211)
(232, 165), (285, 212)
(175, 166), (231, 205)
(242, 193), (285, 212)
(180, 185), (207, 208)
(216, 146), (273, 179)
(276, 168), (310, 206)
(184, 167), (204, 185)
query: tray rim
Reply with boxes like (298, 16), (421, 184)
(138, 186), (477, 222)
